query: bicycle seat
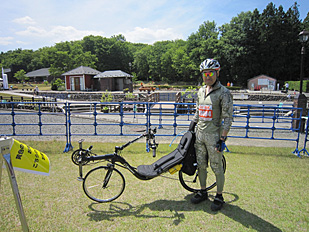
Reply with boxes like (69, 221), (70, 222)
(137, 131), (193, 178)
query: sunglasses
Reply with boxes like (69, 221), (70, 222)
(202, 71), (215, 77)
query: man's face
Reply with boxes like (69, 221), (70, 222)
(202, 70), (217, 86)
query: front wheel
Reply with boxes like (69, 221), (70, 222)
(179, 155), (226, 193)
(83, 166), (125, 203)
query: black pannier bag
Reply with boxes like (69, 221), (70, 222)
(180, 132), (197, 176)
(137, 131), (197, 178)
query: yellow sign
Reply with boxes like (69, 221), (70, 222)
(10, 139), (50, 176)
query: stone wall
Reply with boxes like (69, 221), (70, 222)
(247, 94), (291, 101)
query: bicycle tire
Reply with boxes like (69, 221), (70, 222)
(179, 155), (226, 193)
(83, 166), (125, 203)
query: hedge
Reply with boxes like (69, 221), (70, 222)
(285, 80), (309, 93)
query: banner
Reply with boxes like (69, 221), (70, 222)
(2, 74), (8, 90)
(2, 67), (9, 90)
(9, 139), (50, 176)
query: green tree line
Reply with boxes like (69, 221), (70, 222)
(1, 2), (308, 87)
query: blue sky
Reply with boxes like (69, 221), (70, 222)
(0, 0), (308, 52)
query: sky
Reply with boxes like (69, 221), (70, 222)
(0, 0), (308, 52)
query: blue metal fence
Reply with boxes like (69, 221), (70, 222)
(0, 101), (306, 156)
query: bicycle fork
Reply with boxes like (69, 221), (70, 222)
(102, 163), (114, 189)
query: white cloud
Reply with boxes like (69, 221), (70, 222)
(16, 25), (105, 43)
(0, 37), (14, 45)
(16, 40), (29, 45)
(13, 16), (36, 25)
(16, 26), (45, 36)
(123, 27), (183, 44)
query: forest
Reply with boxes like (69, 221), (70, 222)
(0, 2), (309, 87)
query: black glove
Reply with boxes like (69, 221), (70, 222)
(216, 140), (225, 152)
(189, 121), (197, 132)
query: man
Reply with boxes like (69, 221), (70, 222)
(189, 58), (233, 211)
(285, 82), (289, 92)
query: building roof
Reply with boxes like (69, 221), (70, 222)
(94, 70), (132, 78)
(26, 68), (50, 77)
(62, 66), (101, 76)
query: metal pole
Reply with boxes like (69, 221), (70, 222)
(300, 45), (305, 94)
(3, 154), (30, 231)
(1, 138), (30, 232)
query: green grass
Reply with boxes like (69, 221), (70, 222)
(9, 83), (51, 91)
(0, 141), (308, 231)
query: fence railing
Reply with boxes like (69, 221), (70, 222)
(0, 101), (306, 156)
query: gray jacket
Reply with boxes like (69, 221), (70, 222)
(192, 81), (233, 134)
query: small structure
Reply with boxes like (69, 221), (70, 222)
(63, 66), (101, 91)
(26, 68), (51, 82)
(247, 74), (277, 91)
(139, 86), (156, 92)
(94, 70), (133, 92)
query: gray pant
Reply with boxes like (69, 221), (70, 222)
(194, 131), (225, 192)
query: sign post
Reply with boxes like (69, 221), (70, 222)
(0, 137), (29, 232)
(0, 137), (50, 232)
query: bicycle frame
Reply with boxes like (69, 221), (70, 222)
(74, 129), (225, 203)
(77, 128), (158, 181)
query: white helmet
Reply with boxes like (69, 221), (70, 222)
(200, 59), (220, 72)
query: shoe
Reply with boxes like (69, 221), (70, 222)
(211, 195), (225, 211)
(191, 190), (208, 204)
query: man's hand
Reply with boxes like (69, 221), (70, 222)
(216, 140), (225, 152)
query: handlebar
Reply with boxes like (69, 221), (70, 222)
(145, 127), (158, 157)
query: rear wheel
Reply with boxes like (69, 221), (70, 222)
(83, 166), (125, 203)
(179, 155), (226, 192)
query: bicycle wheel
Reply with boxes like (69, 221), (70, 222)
(179, 155), (226, 193)
(83, 166), (125, 203)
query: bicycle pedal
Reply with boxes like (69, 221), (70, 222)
(77, 177), (84, 181)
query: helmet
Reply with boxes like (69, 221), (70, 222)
(200, 59), (220, 72)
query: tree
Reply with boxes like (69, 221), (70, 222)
(187, 21), (219, 68)
(51, 78), (64, 90)
(82, 35), (133, 72)
(133, 45), (151, 81)
(14, 69), (28, 83)
(218, 11), (252, 85)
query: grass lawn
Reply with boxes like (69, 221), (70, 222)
(0, 141), (308, 231)
(9, 83), (51, 91)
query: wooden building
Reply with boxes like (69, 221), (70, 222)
(247, 74), (277, 91)
(26, 68), (52, 82)
(93, 70), (133, 92)
(63, 66), (101, 91)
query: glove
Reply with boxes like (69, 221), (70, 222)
(216, 140), (225, 152)
(189, 121), (197, 132)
